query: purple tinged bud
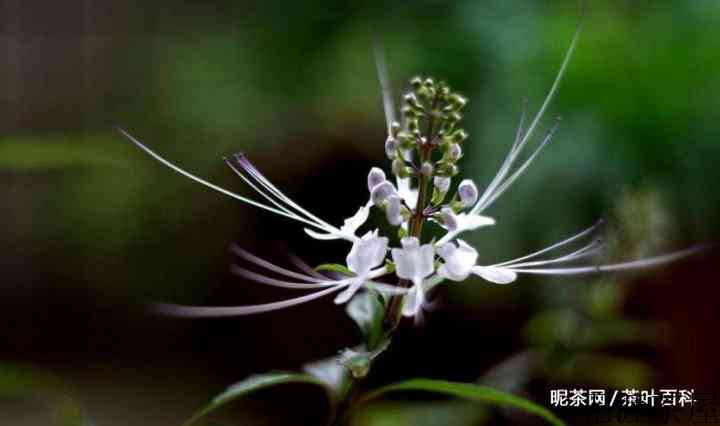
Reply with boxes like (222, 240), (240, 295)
(386, 196), (403, 226)
(440, 207), (458, 231)
(367, 167), (387, 191)
(448, 143), (462, 160)
(385, 137), (398, 159)
(421, 162), (433, 177)
(458, 179), (478, 207)
(434, 176), (451, 193)
(371, 181), (396, 206)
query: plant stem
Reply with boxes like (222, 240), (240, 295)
(382, 95), (438, 333)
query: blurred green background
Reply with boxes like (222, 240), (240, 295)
(1, 0), (719, 425)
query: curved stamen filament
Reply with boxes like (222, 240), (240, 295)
(117, 127), (330, 232)
(233, 154), (340, 232)
(152, 285), (345, 318)
(232, 245), (329, 283)
(493, 220), (604, 267)
(231, 265), (352, 289)
(503, 239), (605, 269)
(472, 14), (584, 215)
(475, 116), (561, 214)
(507, 245), (707, 275)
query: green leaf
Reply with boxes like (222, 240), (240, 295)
(315, 263), (354, 276)
(345, 291), (385, 350)
(355, 379), (565, 426)
(184, 373), (332, 426)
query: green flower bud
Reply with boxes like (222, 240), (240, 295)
(390, 121), (401, 137)
(452, 129), (468, 143)
(446, 111), (463, 123)
(403, 93), (424, 111)
(410, 76), (423, 90)
(449, 93), (468, 109)
(436, 162), (459, 177)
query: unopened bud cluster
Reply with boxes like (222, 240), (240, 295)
(385, 77), (469, 174)
(372, 76), (480, 234)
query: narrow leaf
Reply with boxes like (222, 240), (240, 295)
(355, 379), (565, 426)
(184, 373), (331, 426)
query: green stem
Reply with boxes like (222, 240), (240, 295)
(382, 96), (438, 333)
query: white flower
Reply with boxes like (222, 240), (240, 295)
(436, 210), (495, 246)
(391, 237), (435, 318)
(346, 230), (388, 275)
(371, 181), (396, 206)
(437, 240), (517, 284)
(437, 240), (477, 281)
(335, 230), (389, 304)
(392, 237), (435, 286)
(304, 202), (371, 241)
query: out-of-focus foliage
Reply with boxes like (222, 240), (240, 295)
(0, 362), (87, 426)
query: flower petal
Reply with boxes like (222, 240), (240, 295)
(472, 266), (517, 284)
(392, 241), (435, 285)
(334, 276), (366, 304)
(401, 284), (424, 317)
(346, 232), (389, 275)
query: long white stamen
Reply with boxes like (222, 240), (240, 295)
(117, 128), (328, 230)
(231, 245), (329, 283)
(224, 158), (299, 216)
(472, 14), (583, 215)
(286, 253), (335, 280)
(231, 265), (352, 289)
(373, 36), (396, 136)
(475, 100), (529, 210)
(516, 19), (581, 161)
(475, 117), (561, 213)
(504, 239), (605, 269)
(493, 220), (603, 267)
(234, 154), (339, 232)
(507, 245), (707, 276)
(512, 98), (529, 153)
(152, 285), (345, 318)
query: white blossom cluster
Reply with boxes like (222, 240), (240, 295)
(118, 28), (702, 321)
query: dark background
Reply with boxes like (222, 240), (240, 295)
(1, 1), (719, 425)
